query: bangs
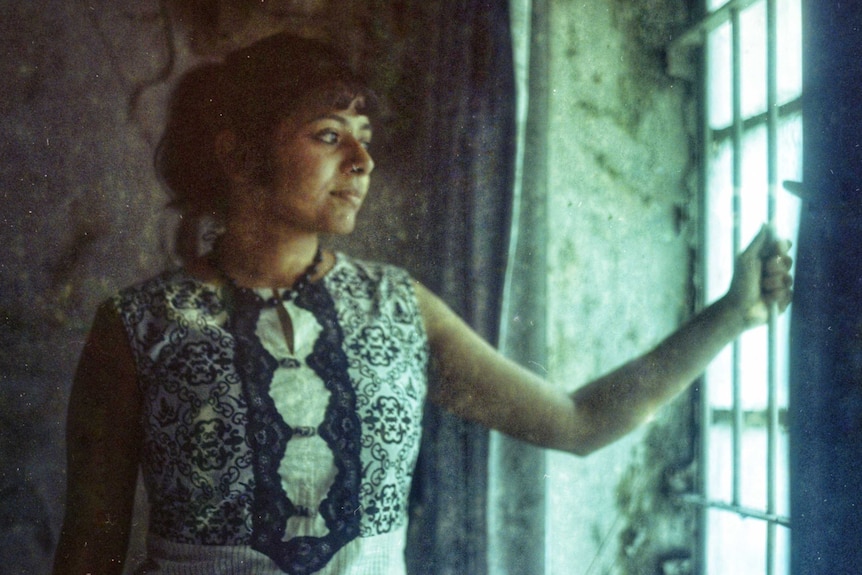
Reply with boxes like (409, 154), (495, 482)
(300, 82), (380, 118)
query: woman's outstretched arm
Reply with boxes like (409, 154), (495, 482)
(418, 225), (793, 455)
(52, 303), (143, 575)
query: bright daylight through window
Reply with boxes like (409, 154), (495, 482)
(693, 0), (802, 573)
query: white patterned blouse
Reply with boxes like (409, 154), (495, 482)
(113, 253), (429, 575)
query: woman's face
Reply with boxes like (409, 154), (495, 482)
(257, 97), (375, 237)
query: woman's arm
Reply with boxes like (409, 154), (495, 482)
(418, 226), (793, 456)
(52, 303), (143, 575)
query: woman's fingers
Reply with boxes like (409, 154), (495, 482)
(760, 246), (794, 312)
(761, 272), (792, 292)
(763, 253), (793, 274)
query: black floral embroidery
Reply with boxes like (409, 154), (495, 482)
(166, 340), (233, 387)
(349, 325), (399, 366)
(186, 418), (245, 471)
(362, 396), (411, 444)
(115, 271), (252, 545)
(152, 397), (179, 427)
(325, 258), (428, 538)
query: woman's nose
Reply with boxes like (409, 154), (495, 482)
(344, 139), (374, 175)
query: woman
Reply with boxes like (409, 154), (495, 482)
(52, 34), (793, 575)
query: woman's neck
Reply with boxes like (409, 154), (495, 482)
(211, 226), (322, 288)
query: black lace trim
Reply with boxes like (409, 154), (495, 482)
(225, 281), (361, 574)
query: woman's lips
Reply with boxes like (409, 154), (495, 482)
(331, 188), (363, 206)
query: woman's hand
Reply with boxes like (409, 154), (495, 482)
(726, 225), (794, 328)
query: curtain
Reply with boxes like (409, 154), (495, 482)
(400, 2), (516, 574)
(790, 2), (862, 571)
(487, 2), (549, 574)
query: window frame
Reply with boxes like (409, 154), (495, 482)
(673, 0), (803, 572)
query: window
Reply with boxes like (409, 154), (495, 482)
(680, 0), (803, 572)
(500, 1), (804, 573)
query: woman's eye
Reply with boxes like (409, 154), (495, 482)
(317, 130), (339, 144)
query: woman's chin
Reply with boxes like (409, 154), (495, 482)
(325, 213), (362, 236)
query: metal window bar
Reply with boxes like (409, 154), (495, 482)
(696, 31), (711, 575)
(730, 5), (744, 511)
(765, 0), (780, 573)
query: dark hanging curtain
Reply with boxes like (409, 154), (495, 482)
(397, 2), (517, 574)
(791, 2), (862, 573)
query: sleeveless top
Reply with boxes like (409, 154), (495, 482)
(112, 253), (429, 575)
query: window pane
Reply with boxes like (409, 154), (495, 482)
(776, 429), (791, 517)
(736, 126), (770, 413)
(708, 0), (731, 12)
(707, 509), (767, 574)
(775, 525), (791, 573)
(708, 21), (733, 129)
(700, 1), (799, 573)
(776, 114), (803, 239)
(740, 125), (769, 241)
(740, 324), (769, 410)
(740, 425), (768, 509)
(777, 0), (803, 104)
(707, 422), (733, 502)
(707, 511), (791, 575)
(705, 425), (791, 549)
(775, 114), (803, 408)
(704, 136), (733, 411)
(705, 139), (734, 302)
(740, 2), (767, 119)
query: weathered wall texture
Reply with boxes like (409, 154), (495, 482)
(1, 1), (696, 574)
(543, 0), (697, 573)
(1, 4), (176, 573)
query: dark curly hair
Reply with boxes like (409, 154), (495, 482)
(155, 34), (377, 220)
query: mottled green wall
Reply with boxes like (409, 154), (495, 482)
(543, 0), (697, 573)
